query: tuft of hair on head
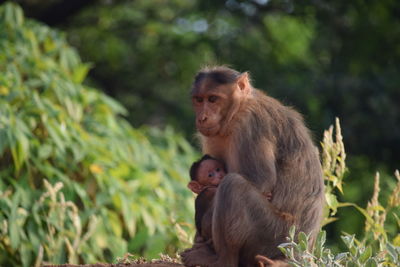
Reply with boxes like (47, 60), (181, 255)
(192, 65), (246, 90)
(189, 154), (226, 181)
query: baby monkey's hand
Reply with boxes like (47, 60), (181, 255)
(262, 191), (273, 201)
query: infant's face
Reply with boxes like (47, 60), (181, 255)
(197, 159), (226, 186)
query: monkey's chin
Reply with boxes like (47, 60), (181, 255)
(198, 125), (220, 137)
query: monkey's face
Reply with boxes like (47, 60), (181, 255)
(192, 85), (236, 137)
(192, 93), (226, 136)
(191, 73), (251, 137)
(187, 159), (226, 194)
(196, 159), (226, 187)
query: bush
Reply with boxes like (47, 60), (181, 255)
(1, 2), (399, 267)
(0, 3), (197, 266)
(279, 121), (400, 266)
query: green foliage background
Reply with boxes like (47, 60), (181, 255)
(0, 3), (197, 266)
(61, 0), (400, 240)
(0, 1), (399, 266)
(59, 0), (400, 168)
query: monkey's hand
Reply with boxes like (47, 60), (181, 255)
(202, 185), (218, 192)
(199, 186), (218, 197)
(262, 191), (273, 201)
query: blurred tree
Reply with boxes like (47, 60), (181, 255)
(13, 0), (400, 171)
(64, 0), (400, 170)
(11, 0), (400, 248)
(0, 3), (198, 264)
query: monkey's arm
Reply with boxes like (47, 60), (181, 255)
(238, 138), (277, 195)
(259, 140), (277, 194)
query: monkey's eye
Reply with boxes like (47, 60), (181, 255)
(208, 173), (213, 178)
(193, 97), (203, 103)
(208, 95), (218, 103)
(216, 168), (220, 172)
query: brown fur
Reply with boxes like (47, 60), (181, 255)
(190, 166), (291, 256)
(194, 187), (216, 242)
(181, 66), (324, 267)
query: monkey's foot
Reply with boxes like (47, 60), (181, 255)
(255, 255), (289, 267)
(180, 243), (217, 267)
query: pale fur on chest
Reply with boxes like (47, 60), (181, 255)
(201, 135), (239, 173)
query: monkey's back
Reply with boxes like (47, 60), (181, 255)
(235, 89), (324, 241)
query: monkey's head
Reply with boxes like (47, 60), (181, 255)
(191, 66), (252, 137)
(188, 154), (226, 194)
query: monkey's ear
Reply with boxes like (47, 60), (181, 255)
(237, 72), (251, 95)
(188, 181), (203, 194)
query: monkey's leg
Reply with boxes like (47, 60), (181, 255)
(180, 241), (217, 267)
(210, 173), (286, 267)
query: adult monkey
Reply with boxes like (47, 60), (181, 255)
(181, 66), (324, 267)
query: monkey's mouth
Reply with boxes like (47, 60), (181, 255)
(197, 125), (219, 136)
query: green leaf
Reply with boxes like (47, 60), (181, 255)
(393, 213), (400, 228)
(321, 216), (338, 227)
(393, 234), (400, 247)
(0, 128), (8, 155)
(101, 94), (128, 115)
(38, 144), (52, 159)
(359, 246), (372, 264)
(289, 225), (296, 240)
(4, 2), (24, 27)
(59, 47), (80, 73)
(121, 194), (136, 237)
(107, 210), (122, 237)
(46, 121), (65, 153)
(298, 232), (308, 251)
(364, 258), (378, 267)
(145, 234), (167, 259)
(20, 243), (32, 267)
(107, 236), (127, 259)
(334, 252), (348, 263)
(346, 262), (358, 267)
(335, 179), (344, 194)
(141, 209), (156, 235)
(43, 36), (57, 53)
(387, 243), (399, 262)
(314, 231), (326, 258)
(9, 191), (21, 249)
(325, 192), (339, 213)
(72, 63), (91, 84)
(341, 234), (355, 249)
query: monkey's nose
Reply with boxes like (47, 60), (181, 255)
(198, 116), (207, 124)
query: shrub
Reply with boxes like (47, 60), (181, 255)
(0, 3), (197, 266)
(1, 2), (399, 267)
(279, 120), (400, 266)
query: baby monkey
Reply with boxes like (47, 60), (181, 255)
(188, 155), (292, 245)
(188, 154), (226, 243)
